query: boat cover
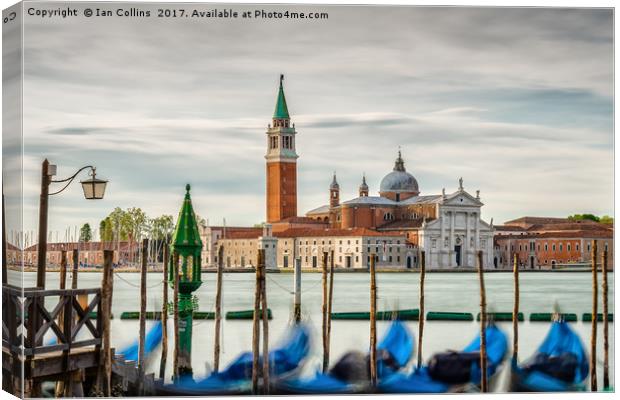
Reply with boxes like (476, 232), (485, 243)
(117, 320), (163, 362)
(512, 321), (588, 391)
(379, 324), (508, 393)
(275, 319), (414, 394)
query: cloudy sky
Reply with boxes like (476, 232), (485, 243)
(3, 3), (613, 240)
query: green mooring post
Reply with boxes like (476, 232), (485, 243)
(169, 184), (203, 380)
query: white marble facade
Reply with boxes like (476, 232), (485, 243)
(418, 188), (494, 269)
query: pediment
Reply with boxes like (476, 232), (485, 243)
(443, 191), (483, 207)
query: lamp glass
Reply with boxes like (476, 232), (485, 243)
(80, 178), (107, 200)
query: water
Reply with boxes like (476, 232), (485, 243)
(13, 270), (615, 391)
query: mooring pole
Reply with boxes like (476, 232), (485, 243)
(326, 250), (335, 369)
(55, 250), (68, 397)
(213, 245), (224, 373)
(71, 249), (78, 289)
(477, 250), (488, 392)
(417, 250), (426, 368)
(172, 252), (180, 383)
(293, 257), (302, 323)
(321, 251), (329, 372)
(369, 253), (377, 388)
(602, 249), (609, 389)
(512, 253), (519, 363)
(159, 243), (169, 380)
(251, 249), (264, 394)
(101, 250), (114, 396)
(590, 240), (598, 392)
(260, 253), (270, 394)
(138, 239), (148, 394)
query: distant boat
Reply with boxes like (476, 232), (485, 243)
(379, 323), (508, 393)
(274, 319), (414, 394)
(157, 323), (311, 395)
(509, 320), (588, 392)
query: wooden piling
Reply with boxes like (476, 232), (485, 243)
(159, 243), (169, 380)
(321, 251), (329, 373)
(172, 252), (180, 383)
(138, 239), (148, 394)
(55, 250), (68, 397)
(326, 250), (335, 371)
(260, 252), (270, 394)
(214, 245), (224, 373)
(71, 249), (78, 289)
(602, 249), (609, 389)
(293, 257), (302, 323)
(417, 250), (426, 368)
(590, 240), (598, 392)
(512, 253), (519, 362)
(251, 249), (264, 394)
(369, 254), (377, 388)
(100, 250), (114, 396)
(477, 250), (488, 392)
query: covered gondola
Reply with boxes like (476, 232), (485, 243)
(156, 322), (311, 395)
(273, 319), (414, 394)
(379, 323), (508, 393)
(116, 320), (163, 362)
(509, 320), (588, 392)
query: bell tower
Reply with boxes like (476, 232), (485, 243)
(266, 75), (298, 223)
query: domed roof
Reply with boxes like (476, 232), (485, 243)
(379, 151), (419, 194)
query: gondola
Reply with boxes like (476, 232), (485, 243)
(509, 320), (588, 392)
(273, 319), (414, 394)
(116, 320), (164, 362)
(156, 322), (311, 395)
(379, 323), (508, 393)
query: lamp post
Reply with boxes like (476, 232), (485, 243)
(36, 159), (108, 289)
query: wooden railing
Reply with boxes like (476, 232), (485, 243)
(2, 285), (103, 357)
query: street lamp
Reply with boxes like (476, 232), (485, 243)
(36, 159), (108, 289)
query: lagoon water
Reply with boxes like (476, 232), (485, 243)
(14, 270), (615, 391)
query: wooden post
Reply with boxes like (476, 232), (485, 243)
(260, 252), (270, 394)
(100, 250), (114, 396)
(321, 251), (329, 372)
(293, 257), (302, 323)
(512, 253), (519, 362)
(71, 249), (79, 289)
(477, 250), (488, 392)
(36, 159), (50, 290)
(159, 243), (169, 380)
(602, 249), (609, 389)
(417, 250), (426, 368)
(326, 250), (335, 371)
(138, 239), (148, 394)
(251, 249), (264, 394)
(213, 245), (224, 373)
(172, 252), (180, 383)
(55, 250), (68, 397)
(369, 253), (377, 388)
(590, 240), (598, 392)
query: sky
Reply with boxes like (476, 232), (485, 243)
(2, 3), (614, 242)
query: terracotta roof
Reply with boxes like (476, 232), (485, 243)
(276, 216), (327, 224)
(504, 216), (570, 226)
(377, 218), (427, 230)
(23, 241), (138, 252)
(495, 230), (613, 240)
(274, 227), (404, 238)
(221, 228), (264, 240)
(494, 225), (526, 232)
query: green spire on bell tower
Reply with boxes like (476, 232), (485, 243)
(273, 74), (290, 120)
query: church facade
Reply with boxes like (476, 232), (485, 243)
(202, 76), (495, 269)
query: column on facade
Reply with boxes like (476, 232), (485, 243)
(465, 211), (471, 267)
(440, 210), (445, 267)
(449, 210), (455, 266)
(474, 212), (480, 250)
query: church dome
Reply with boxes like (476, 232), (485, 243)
(379, 151), (419, 195)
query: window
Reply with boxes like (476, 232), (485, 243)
(389, 256), (393, 262)
(567, 244), (571, 252)
(576, 244), (579, 251)
(432, 239), (437, 249)
(544, 244), (548, 251)
(552, 244), (556, 251)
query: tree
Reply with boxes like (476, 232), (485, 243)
(568, 214), (600, 222)
(79, 223), (92, 242)
(599, 215), (614, 225)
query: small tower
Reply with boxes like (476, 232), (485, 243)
(168, 184), (203, 379)
(330, 173), (340, 208)
(359, 174), (369, 197)
(266, 74), (298, 223)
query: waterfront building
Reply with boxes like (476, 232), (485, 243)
(493, 217), (614, 269)
(200, 76), (494, 269)
(19, 241), (140, 268)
